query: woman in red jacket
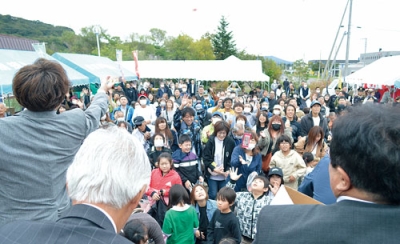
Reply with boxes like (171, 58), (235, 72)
(146, 152), (182, 208)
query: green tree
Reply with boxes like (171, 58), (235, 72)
(164, 34), (193, 60)
(293, 59), (309, 84)
(211, 16), (237, 60)
(262, 58), (282, 82)
(149, 28), (167, 47)
(189, 37), (215, 60)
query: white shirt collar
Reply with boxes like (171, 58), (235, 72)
(82, 203), (117, 232)
(336, 196), (375, 204)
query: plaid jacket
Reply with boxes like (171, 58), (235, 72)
(227, 181), (272, 239)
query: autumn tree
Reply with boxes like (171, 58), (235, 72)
(211, 16), (237, 60)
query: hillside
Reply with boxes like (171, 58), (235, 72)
(0, 14), (74, 38)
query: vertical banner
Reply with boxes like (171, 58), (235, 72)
(132, 50), (140, 80)
(116, 49), (125, 79)
(32, 43), (47, 58)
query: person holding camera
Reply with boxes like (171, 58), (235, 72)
(132, 116), (153, 151)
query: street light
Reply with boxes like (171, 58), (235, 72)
(94, 26), (101, 57)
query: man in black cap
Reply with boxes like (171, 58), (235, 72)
(300, 100), (329, 140)
(132, 116), (152, 151)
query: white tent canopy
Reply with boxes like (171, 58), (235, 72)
(119, 55), (270, 82)
(346, 55), (400, 87)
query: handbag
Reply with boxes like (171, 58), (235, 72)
(262, 152), (272, 174)
(262, 140), (273, 174)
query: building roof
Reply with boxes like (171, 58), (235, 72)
(0, 34), (39, 51)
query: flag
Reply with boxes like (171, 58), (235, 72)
(338, 69), (343, 89)
(132, 50), (140, 79)
(116, 49), (125, 79)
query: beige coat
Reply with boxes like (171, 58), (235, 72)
(270, 150), (307, 190)
(294, 137), (328, 159)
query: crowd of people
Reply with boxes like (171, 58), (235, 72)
(0, 59), (399, 244)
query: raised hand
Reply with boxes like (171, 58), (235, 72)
(229, 167), (242, 181)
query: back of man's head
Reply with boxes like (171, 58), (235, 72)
(330, 104), (400, 204)
(12, 58), (70, 112)
(67, 126), (151, 209)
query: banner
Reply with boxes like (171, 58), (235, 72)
(116, 49), (125, 79)
(132, 50), (140, 79)
(116, 49), (123, 62)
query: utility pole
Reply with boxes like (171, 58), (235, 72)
(330, 31), (347, 77)
(344, 0), (353, 79)
(322, 0), (349, 80)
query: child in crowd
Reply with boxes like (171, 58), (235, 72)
(172, 134), (204, 192)
(147, 133), (172, 168)
(162, 184), (199, 244)
(190, 185), (218, 244)
(207, 187), (241, 244)
(146, 152), (182, 208)
(121, 220), (149, 244)
(226, 168), (278, 243)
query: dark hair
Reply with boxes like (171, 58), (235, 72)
(330, 104), (400, 204)
(56, 105), (66, 114)
(157, 152), (173, 169)
(233, 102), (244, 110)
(284, 104), (296, 116)
(213, 121), (230, 136)
(168, 184), (190, 208)
(13, 58), (70, 112)
(155, 117), (173, 142)
(253, 175), (270, 188)
(151, 132), (166, 144)
(303, 152), (314, 164)
(190, 184), (209, 205)
(276, 134), (292, 147)
(223, 98), (233, 104)
(181, 107), (195, 117)
(178, 134), (192, 145)
(337, 96), (346, 101)
(122, 219), (148, 244)
(117, 121), (128, 129)
(235, 114), (247, 124)
(216, 187), (236, 204)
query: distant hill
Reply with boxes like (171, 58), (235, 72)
(265, 56), (293, 65)
(0, 14), (74, 38)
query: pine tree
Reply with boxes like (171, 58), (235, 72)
(211, 16), (237, 60)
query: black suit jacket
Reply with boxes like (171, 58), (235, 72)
(254, 200), (400, 244)
(0, 204), (132, 244)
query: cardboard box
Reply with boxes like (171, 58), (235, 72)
(270, 186), (323, 205)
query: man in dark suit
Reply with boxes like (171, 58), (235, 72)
(254, 104), (400, 244)
(0, 126), (151, 244)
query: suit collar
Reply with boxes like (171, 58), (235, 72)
(58, 204), (116, 232)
